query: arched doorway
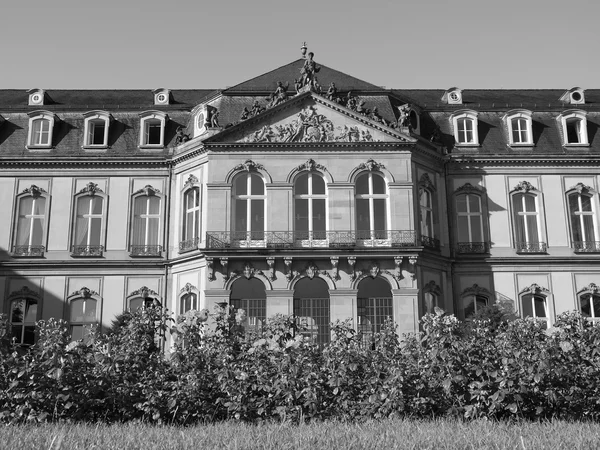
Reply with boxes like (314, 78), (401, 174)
(357, 277), (393, 343)
(230, 277), (266, 331)
(293, 277), (330, 345)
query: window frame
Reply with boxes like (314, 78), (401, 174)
(83, 111), (112, 149)
(510, 182), (546, 253)
(566, 184), (598, 252)
(294, 171), (328, 242)
(71, 183), (107, 257)
(450, 110), (479, 146)
(577, 284), (600, 321)
(418, 174), (437, 243)
(232, 172), (267, 242)
(355, 171), (389, 239)
(422, 280), (442, 315)
(453, 183), (489, 254)
(139, 111), (168, 148)
(126, 286), (162, 312)
(504, 110), (533, 146)
(27, 111), (56, 149)
(557, 110), (588, 146)
(66, 288), (101, 342)
(129, 185), (163, 257)
(7, 286), (41, 346)
(180, 182), (202, 252)
(12, 185), (49, 257)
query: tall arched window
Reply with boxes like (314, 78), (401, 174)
(72, 184), (106, 256)
(521, 293), (549, 328)
(579, 292), (600, 320)
(455, 190), (485, 253)
(293, 277), (330, 345)
(130, 186), (162, 256)
(13, 185), (48, 257)
(462, 294), (489, 318)
(511, 182), (545, 253)
(180, 292), (198, 313)
(420, 189), (434, 238)
(182, 186), (201, 249)
(230, 276), (266, 332)
(70, 296), (98, 342)
(8, 287), (41, 346)
(357, 277), (393, 344)
(233, 173), (265, 243)
(128, 287), (161, 311)
(567, 186), (598, 252)
(295, 172), (327, 242)
(422, 281), (442, 315)
(355, 172), (388, 239)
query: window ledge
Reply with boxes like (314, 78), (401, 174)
(508, 143), (534, 148)
(82, 145), (108, 150)
(564, 143), (590, 148)
(26, 145), (53, 150)
(454, 143), (480, 148)
(139, 145), (164, 150)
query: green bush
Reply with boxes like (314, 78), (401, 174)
(1, 307), (600, 424)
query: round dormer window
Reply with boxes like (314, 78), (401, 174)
(449, 92), (460, 102)
(571, 91), (582, 102)
(31, 93), (42, 104)
(156, 93), (167, 104)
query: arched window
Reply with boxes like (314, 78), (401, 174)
(504, 110), (533, 145)
(130, 186), (162, 256)
(72, 184), (106, 256)
(233, 172), (265, 243)
(293, 277), (330, 345)
(511, 182), (545, 253)
(230, 277), (266, 332)
(579, 292), (600, 320)
(451, 110), (479, 145)
(355, 172), (388, 239)
(462, 294), (489, 318)
(139, 111), (168, 148)
(294, 172), (327, 242)
(420, 189), (434, 238)
(13, 185), (48, 257)
(8, 287), (40, 346)
(27, 111), (56, 148)
(357, 277), (393, 344)
(180, 292), (198, 313)
(181, 186), (201, 250)
(422, 281), (442, 315)
(128, 287), (161, 311)
(520, 293), (549, 328)
(70, 296), (98, 342)
(83, 110), (111, 148)
(567, 185), (598, 252)
(455, 187), (486, 253)
(558, 110), (588, 146)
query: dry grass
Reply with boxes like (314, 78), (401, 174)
(2, 419), (600, 450)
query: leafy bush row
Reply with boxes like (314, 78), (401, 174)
(1, 305), (599, 424)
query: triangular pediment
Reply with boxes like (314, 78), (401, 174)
(205, 93), (415, 145)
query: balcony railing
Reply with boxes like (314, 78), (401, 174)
(457, 242), (490, 254)
(179, 237), (201, 253)
(573, 241), (600, 253)
(129, 245), (163, 257)
(71, 245), (104, 257)
(205, 230), (420, 250)
(12, 245), (45, 257)
(420, 235), (441, 250)
(516, 242), (547, 254)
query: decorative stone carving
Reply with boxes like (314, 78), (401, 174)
(455, 182), (486, 195)
(71, 286), (99, 298)
(368, 261), (380, 279)
(356, 159), (385, 173)
(240, 107), (250, 121)
(250, 100), (266, 117)
(22, 185), (46, 197)
(394, 256), (403, 281)
(330, 256), (339, 280)
(299, 51), (321, 92)
(220, 258), (229, 280)
(175, 126), (190, 145)
(234, 159), (265, 172)
(297, 158), (326, 173)
(306, 262), (318, 279)
(326, 82), (339, 102)
(419, 173), (436, 192)
(134, 185), (160, 196)
(129, 286), (158, 298)
(578, 283), (600, 294)
(284, 257), (293, 281)
(243, 262), (255, 279)
(398, 104), (411, 127)
(266, 258), (276, 281)
(8, 286), (40, 301)
(570, 182), (594, 194)
(183, 174), (198, 190)
(513, 181), (536, 193)
(347, 256), (357, 281)
(461, 284), (492, 297)
(423, 280), (441, 295)
(79, 182), (103, 196)
(266, 81), (289, 108)
(206, 257), (215, 281)
(180, 282), (196, 294)
(519, 283), (550, 295)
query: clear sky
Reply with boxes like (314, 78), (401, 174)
(2, 0), (599, 90)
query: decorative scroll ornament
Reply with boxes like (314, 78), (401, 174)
(180, 282), (196, 294)
(243, 262), (255, 279)
(8, 285), (40, 301)
(419, 173), (436, 192)
(22, 185), (46, 197)
(206, 257), (215, 281)
(461, 284), (492, 297)
(220, 258), (229, 280)
(234, 159), (265, 172)
(130, 286), (159, 298)
(79, 182), (103, 196)
(519, 283), (549, 295)
(455, 182), (486, 195)
(347, 256), (357, 281)
(330, 257), (339, 280)
(297, 158), (326, 173)
(513, 181), (536, 193)
(71, 287), (99, 298)
(357, 159), (385, 172)
(394, 256), (404, 281)
(305, 262), (318, 279)
(134, 185), (161, 196)
(183, 174), (198, 190)
(570, 182), (593, 194)
(266, 258), (276, 281)
(284, 258), (293, 281)
(368, 261), (380, 279)
(578, 283), (600, 295)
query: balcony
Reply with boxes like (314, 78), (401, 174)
(456, 242), (490, 254)
(71, 245), (104, 257)
(516, 242), (547, 254)
(129, 245), (163, 257)
(420, 235), (440, 250)
(204, 230), (420, 250)
(179, 237), (201, 253)
(573, 241), (600, 253)
(12, 245), (45, 257)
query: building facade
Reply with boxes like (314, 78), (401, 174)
(1, 50), (599, 345)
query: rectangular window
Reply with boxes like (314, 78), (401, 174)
(293, 297), (330, 345)
(357, 297), (393, 345)
(511, 118), (530, 144)
(146, 122), (162, 145)
(32, 119), (51, 146)
(457, 118), (474, 144)
(89, 121), (106, 145)
(230, 298), (266, 331)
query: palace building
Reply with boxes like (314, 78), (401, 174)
(1, 46), (599, 345)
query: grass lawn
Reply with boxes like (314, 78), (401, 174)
(2, 419), (599, 449)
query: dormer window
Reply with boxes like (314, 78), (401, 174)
(442, 87), (463, 105)
(559, 87), (585, 105)
(152, 88), (170, 106)
(139, 111), (168, 148)
(27, 111), (55, 149)
(450, 110), (478, 145)
(557, 110), (588, 146)
(83, 111), (112, 148)
(27, 88), (45, 106)
(504, 110), (533, 146)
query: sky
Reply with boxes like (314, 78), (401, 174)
(2, 0), (599, 90)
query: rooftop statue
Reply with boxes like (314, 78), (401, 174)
(267, 81), (289, 108)
(300, 52), (321, 92)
